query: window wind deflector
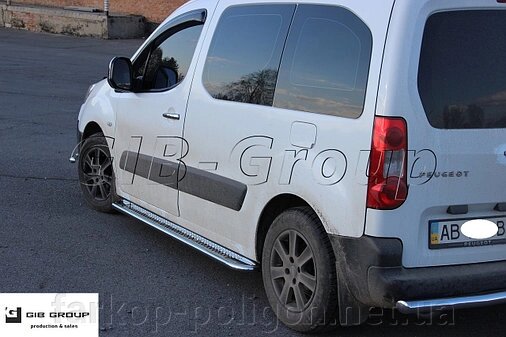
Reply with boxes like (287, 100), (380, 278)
(153, 10), (206, 47)
(161, 9), (207, 29)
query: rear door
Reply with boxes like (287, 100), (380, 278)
(366, 0), (506, 268)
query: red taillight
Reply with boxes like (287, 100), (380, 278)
(367, 116), (408, 210)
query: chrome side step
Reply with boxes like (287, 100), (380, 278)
(112, 200), (257, 271)
(396, 290), (506, 314)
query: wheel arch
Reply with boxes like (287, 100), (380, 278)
(256, 194), (325, 262)
(82, 121), (104, 141)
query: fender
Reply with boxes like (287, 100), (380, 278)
(78, 79), (117, 147)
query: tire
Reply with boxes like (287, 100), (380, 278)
(262, 207), (338, 333)
(78, 132), (116, 213)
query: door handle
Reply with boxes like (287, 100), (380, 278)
(162, 113), (180, 120)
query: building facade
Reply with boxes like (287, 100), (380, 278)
(12, 0), (186, 23)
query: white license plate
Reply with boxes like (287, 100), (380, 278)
(429, 216), (506, 249)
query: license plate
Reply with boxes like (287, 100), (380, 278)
(429, 216), (506, 249)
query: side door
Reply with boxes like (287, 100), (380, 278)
(180, 0), (388, 259)
(111, 9), (207, 216)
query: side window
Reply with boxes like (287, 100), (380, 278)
(134, 23), (204, 91)
(274, 5), (372, 118)
(203, 5), (295, 106)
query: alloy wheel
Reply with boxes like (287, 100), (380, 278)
(270, 229), (317, 312)
(81, 146), (113, 201)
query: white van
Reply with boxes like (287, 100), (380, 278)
(72, 0), (506, 332)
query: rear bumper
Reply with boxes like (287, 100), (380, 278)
(330, 235), (506, 309)
(396, 291), (506, 314)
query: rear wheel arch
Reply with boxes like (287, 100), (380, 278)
(256, 194), (330, 262)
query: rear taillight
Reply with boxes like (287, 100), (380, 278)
(367, 116), (408, 210)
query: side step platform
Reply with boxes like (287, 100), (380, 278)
(112, 200), (257, 271)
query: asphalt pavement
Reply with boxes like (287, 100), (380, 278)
(0, 27), (504, 337)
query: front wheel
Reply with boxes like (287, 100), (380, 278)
(78, 132), (116, 213)
(262, 207), (338, 332)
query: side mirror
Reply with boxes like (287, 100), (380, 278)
(108, 57), (133, 91)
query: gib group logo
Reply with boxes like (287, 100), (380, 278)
(0, 293), (98, 337)
(5, 307), (22, 323)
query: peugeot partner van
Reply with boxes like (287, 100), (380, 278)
(72, 0), (506, 332)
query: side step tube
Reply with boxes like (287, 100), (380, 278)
(112, 200), (257, 271)
(396, 291), (506, 314)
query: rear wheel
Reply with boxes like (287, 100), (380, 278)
(262, 207), (338, 332)
(78, 132), (115, 213)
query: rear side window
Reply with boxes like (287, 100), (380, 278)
(203, 5), (295, 106)
(203, 4), (372, 117)
(274, 5), (372, 118)
(418, 10), (506, 129)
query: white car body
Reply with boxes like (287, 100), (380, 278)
(76, 0), (506, 325)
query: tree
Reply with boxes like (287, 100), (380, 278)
(216, 69), (278, 106)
